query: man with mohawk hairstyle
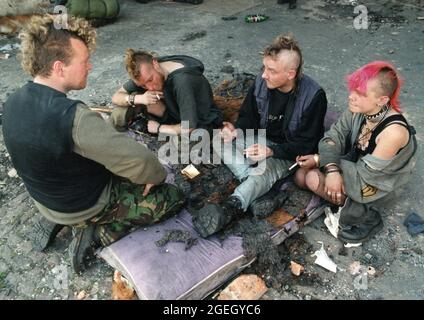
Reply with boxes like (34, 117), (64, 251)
(193, 34), (328, 238)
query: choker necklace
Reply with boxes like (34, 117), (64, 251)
(365, 104), (390, 123)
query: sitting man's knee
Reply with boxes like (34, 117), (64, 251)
(305, 169), (321, 191)
(294, 168), (308, 189)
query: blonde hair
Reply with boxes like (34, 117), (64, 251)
(263, 34), (303, 80)
(19, 14), (96, 77)
(124, 48), (156, 80)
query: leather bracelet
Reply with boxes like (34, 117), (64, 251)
(324, 162), (338, 169)
(325, 169), (342, 175)
(157, 124), (162, 134)
(128, 92), (136, 107)
(325, 165), (343, 174)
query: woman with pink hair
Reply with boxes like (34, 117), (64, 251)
(294, 61), (417, 244)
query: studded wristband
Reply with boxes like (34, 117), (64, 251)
(127, 92), (136, 107)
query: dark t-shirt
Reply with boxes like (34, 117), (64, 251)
(266, 89), (290, 143)
(123, 55), (222, 129)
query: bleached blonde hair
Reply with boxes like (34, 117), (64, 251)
(19, 14), (96, 77)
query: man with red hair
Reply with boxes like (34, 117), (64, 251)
(294, 61), (417, 244)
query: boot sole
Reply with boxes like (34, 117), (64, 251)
(338, 220), (383, 244)
(32, 221), (65, 252)
(69, 234), (82, 274)
(69, 226), (96, 274)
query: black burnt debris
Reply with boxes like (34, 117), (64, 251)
(173, 163), (238, 211)
(224, 218), (287, 289)
(155, 229), (198, 250)
(213, 73), (255, 99)
(126, 76), (319, 291)
(251, 233), (323, 293)
(180, 31), (207, 42)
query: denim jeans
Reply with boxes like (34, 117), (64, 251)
(214, 137), (291, 211)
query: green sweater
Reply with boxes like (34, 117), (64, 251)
(35, 104), (166, 225)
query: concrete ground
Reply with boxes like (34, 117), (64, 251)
(0, 0), (423, 300)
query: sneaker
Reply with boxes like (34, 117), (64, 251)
(193, 196), (243, 238)
(69, 225), (100, 274)
(32, 218), (65, 252)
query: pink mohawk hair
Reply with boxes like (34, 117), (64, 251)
(347, 61), (403, 112)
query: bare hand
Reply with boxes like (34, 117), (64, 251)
(244, 144), (273, 162)
(142, 183), (155, 196)
(147, 120), (160, 134)
(296, 155), (316, 170)
(220, 121), (237, 143)
(324, 173), (345, 204)
(136, 91), (163, 105)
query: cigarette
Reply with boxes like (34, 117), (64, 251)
(289, 162), (299, 171)
(156, 94), (160, 100)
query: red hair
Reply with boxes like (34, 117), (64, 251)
(347, 61), (403, 112)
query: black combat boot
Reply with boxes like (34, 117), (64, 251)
(193, 196), (243, 238)
(69, 224), (101, 274)
(248, 190), (288, 219)
(337, 210), (383, 244)
(32, 217), (65, 252)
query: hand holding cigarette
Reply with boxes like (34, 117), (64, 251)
(139, 91), (164, 105)
(294, 154), (319, 170)
(289, 162), (299, 171)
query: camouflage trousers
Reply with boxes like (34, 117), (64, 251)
(90, 178), (185, 246)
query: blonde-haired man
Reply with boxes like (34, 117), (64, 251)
(193, 34), (327, 237)
(2, 15), (184, 273)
